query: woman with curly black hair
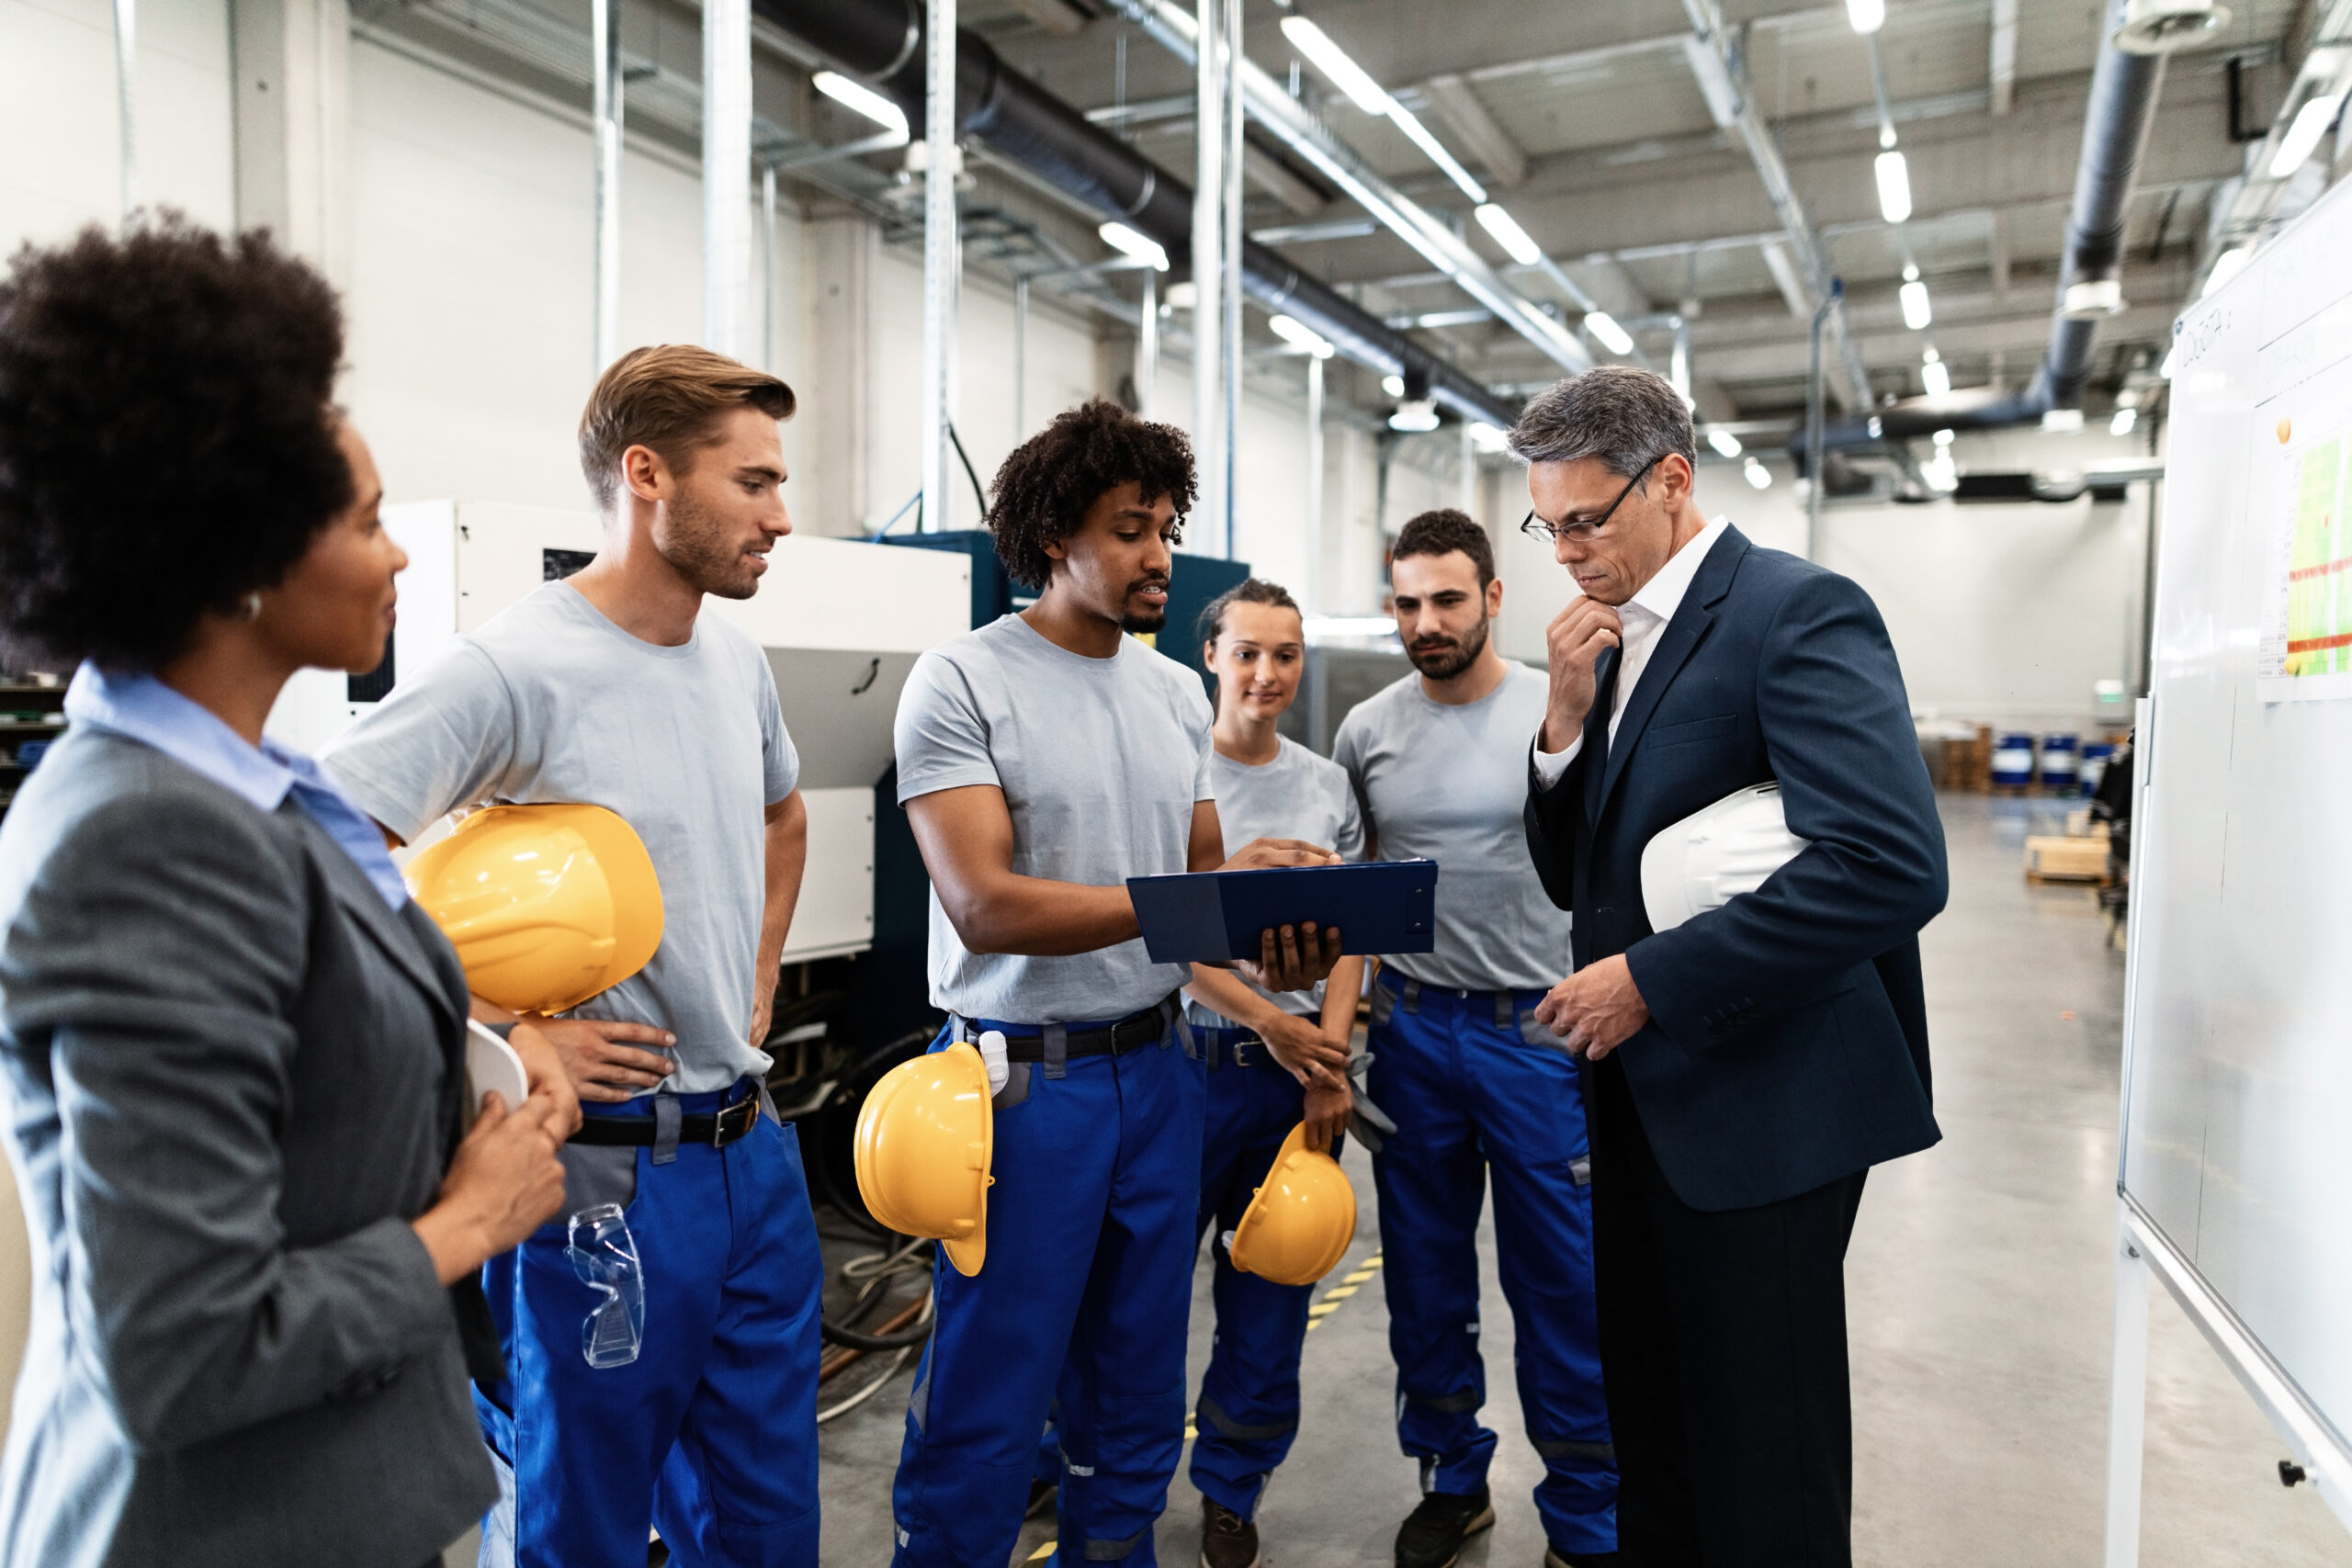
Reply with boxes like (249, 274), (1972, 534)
(883, 399), (1343, 1565)
(0, 219), (575, 1568)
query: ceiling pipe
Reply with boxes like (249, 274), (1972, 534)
(753, 0), (1521, 428)
(1804, 0), (2172, 451)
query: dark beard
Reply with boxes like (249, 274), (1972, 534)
(1121, 604), (1168, 634)
(1407, 613), (1489, 680)
(657, 489), (763, 601)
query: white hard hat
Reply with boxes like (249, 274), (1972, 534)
(1640, 782), (1811, 932)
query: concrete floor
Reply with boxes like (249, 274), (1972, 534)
(459, 793), (2352, 1566)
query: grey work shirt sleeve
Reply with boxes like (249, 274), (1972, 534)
(1, 791), (454, 1453)
(893, 651), (1001, 802)
(755, 653), (801, 806)
(1335, 777), (1368, 863)
(1329, 715), (1374, 852)
(318, 640), (520, 843)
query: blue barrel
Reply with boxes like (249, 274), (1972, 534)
(2039, 733), (2079, 794)
(1991, 732), (2036, 789)
(2078, 741), (2115, 798)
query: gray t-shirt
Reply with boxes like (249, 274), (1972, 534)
(1331, 660), (1573, 993)
(894, 614), (1214, 1025)
(1188, 738), (1364, 1029)
(321, 581), (799, 1093)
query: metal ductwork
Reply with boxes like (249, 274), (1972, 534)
(752, 0), (1523, 430)
(1806, 0), (2171, 452)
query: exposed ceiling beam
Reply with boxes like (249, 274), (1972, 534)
(1679, 0), (1871, 408)
(1419, 74), (1527, 187)
(1991, 0), (2019, 116)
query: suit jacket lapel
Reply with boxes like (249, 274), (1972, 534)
(293, 810), (462, 1031)
(1595, 525), (1751, 820)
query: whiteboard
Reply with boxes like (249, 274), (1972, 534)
(2123, 169), (2352, 1481)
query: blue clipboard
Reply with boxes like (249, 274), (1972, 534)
(1125, 860), (1439, 964)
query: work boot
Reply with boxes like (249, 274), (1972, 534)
(1543, 1549), (1620, 1568)
(1394, 1487), (1495, 1568)
(1200, 1495), (1261, 1568)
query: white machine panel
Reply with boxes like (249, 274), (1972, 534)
(2124, 173), (2352, 1482)
(263, 503), (969, 964)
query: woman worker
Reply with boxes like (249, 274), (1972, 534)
(1182, 579), (1365, 1568)
(0, 220), (575, 1568)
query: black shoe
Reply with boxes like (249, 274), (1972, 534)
(1024, 1477), (1058, 1520)
(1200, 1495), (1262, 1568)
(1543, 1549), (1620, 1568)
(1395, 1488), (1495, 1568)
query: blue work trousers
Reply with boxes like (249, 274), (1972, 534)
(890, 1018), (1204, 1567)
(474, 1084), (824, 1568)
(1366, 976), (1617, 1556)
(1187, 1026), (1319, 1520)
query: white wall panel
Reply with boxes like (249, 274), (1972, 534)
(341, 39), (807, 520)
(0, 0), (234, 246)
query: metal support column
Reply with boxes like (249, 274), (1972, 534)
(1219, 0), (1244, 558)
(592, 0), (623, 372)
(113, 0), (138, 219)
(1191, 0), (1225, 554)
(760, 161), (778, 373)
(1306, 352), (1324, 613)
(920, 0), (960, 532)
(1805, 283), (1837, 562)
(1460, 419), (1476, 514)
(701, 0), (751, 355)
(1014, 275), (1029, 439)
(2103, 1212), (2151, 1568)
(1136, 267), (1159, 420)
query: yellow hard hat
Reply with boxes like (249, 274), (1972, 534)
(1228, 1124), (1357, 1287)
(404, 803), (664, 1016)
(854, 1043), (993, 1276)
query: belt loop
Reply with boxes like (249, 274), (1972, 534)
(652, 1096), (682, 1166)
(1172, 1010), (1196, 1060)
(1495, 991), (1513, 1031)
(1402, 978), (1422, 1015)
(1043, 1023), (1069, 1080)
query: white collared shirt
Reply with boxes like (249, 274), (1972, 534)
(1532, 513), (1731, 787)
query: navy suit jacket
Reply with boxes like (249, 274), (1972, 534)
(1524, 524), (1948, 1212)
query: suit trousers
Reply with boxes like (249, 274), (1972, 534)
(1587, 1052), (1865, 1567)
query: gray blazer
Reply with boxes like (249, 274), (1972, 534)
(0, 727), (498, 1567)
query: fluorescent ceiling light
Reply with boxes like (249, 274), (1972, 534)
(1743, 456), (1772, 490)
(1303, 615), (1402, 641)
(1933, 427), (1955, 446)
(1474, 204), (1543, 267)
(1098, 221), (1169, 271)
(1922, 358), (1951, 396)
(813, 71), (909, 138)
(2111, 406), (2138, 435)
(1281, 17), (1392, 116)
(1923, 453), (1957, 491)
(2271, 90), (2346, 178)
(1468, 422), (1510, 454)
(1392, 109), (1487, 202)
(1584, 311), (1634, 355)
(1708, 427), (1744, 458)
(2201, 245), (2252, 299)
(1874, 150), (1913, 223)
(1267, 313), (1335, 356)
(1899, 279), (1933, 330)
(1847, 0), (1886, 33)
(1389, 398), (1441, 433)
(1382, 373), (1407, 397)
(2042, 407), (2086, 434)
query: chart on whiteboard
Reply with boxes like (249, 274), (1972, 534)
(2256, 393), (2352, 701)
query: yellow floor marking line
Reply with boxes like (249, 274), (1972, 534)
(1306, 1251), (1382, 1331)
(1028, 1541), (1055, 1561)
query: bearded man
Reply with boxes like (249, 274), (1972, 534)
(323, 344), (822, 1568)
(1332, 509), (1618, 1568)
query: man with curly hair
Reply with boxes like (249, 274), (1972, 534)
(888, 398), (1342, 1566)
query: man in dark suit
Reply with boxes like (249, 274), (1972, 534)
(1516, 367), (1947, 1566)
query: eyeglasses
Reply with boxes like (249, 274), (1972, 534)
(1519, 456), (1658, 545)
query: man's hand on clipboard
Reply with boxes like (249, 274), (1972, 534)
(1219, 836), (1345, 992)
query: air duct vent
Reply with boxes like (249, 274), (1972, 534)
(2112, 0), (2232, 55)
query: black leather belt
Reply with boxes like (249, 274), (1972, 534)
(572, 1093), (763, 1147)
(995, 1001), (1173, 1061)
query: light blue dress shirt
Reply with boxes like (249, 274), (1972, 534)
(62, 664), (413, 910)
